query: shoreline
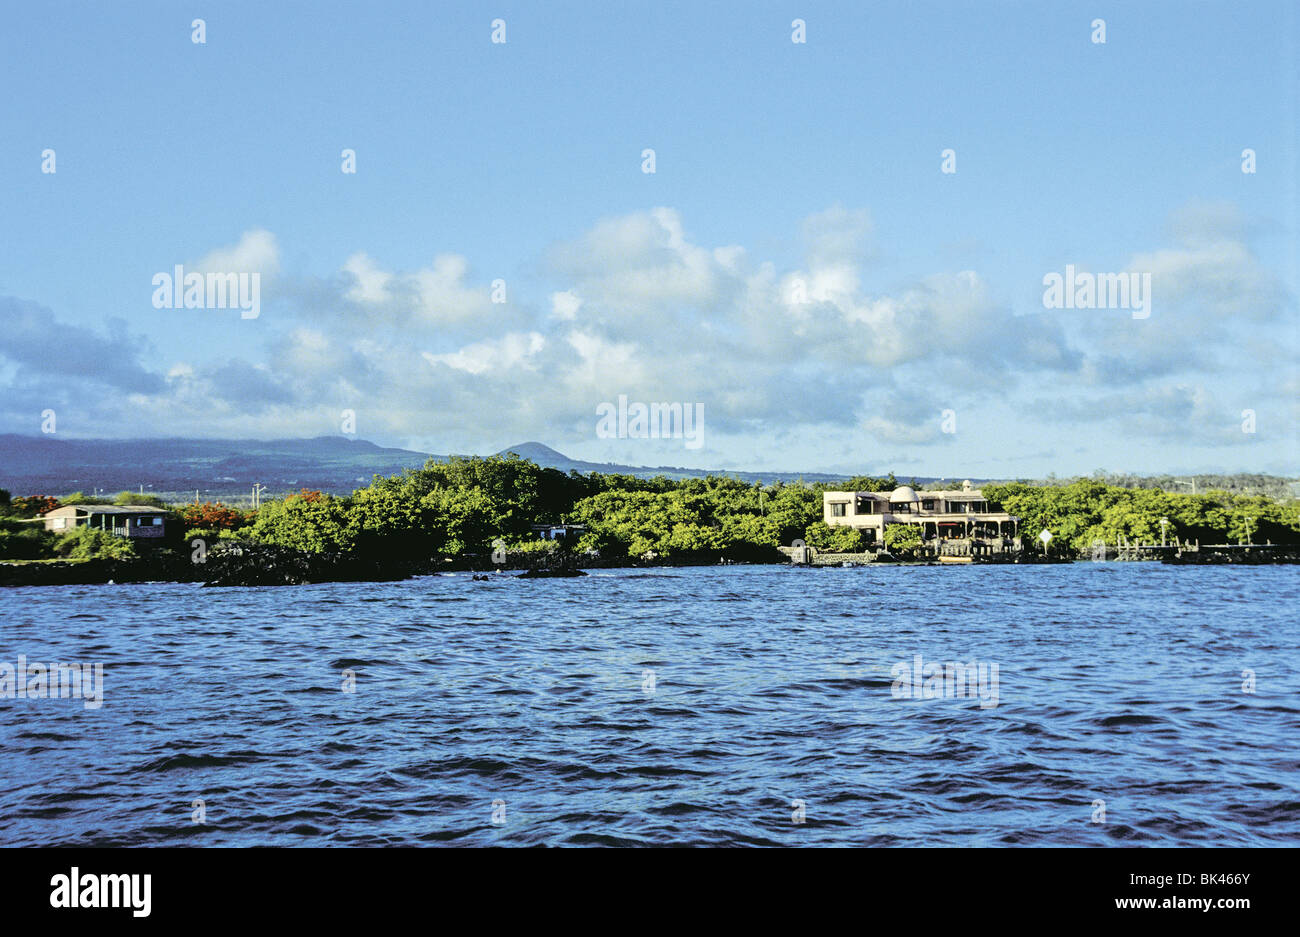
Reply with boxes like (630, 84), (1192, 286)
(2, 543), (1295, 588)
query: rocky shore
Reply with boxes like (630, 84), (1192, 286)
(1161, 546), (1300, 564)
(0, 554), (198, 588)
(2, 539), (1295, 588)
(198, 542), (420, 587)
(0, 542), (419, 588)
(0, 541), (597, 587)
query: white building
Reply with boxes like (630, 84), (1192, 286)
(822, 480), (1017, 545)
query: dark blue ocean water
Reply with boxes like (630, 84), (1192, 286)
(1, 564), (1296, 846)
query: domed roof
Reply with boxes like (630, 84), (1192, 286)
(889, 485), (920, 502)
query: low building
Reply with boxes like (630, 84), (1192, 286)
(41, 505), (169, 539)
(530, 523), (587, 542)
(823, 480), (1017, 545)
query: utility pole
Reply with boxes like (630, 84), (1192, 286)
(252, 483), (268, 510)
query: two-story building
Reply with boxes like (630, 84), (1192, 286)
(822, 480), (1017, 545)
(40, 505), (169, 539)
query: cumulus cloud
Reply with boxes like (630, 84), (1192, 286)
(191, 229), (280, 277)
(341, 253), (392, 304)
(423, 332), (546, 375)
(550, 290), (581, 321)
(529, 207), (1082, 441)
(325, 250), (532, 343)
(1, 201), (1291, 471)
(0, 297), (162, 394)
(1047, 201), (1293, 406)
(802, 203), (874, 266)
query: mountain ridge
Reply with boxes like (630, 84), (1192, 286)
(0, 434), (854, 497)
(4, 435), (1283, 500)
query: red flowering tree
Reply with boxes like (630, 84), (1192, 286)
(178, 502), (250, 532)
(11, 495), (60, 518)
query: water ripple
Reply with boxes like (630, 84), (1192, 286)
(0, 564), (1296, 845)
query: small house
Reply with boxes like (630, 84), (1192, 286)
(41, 505), (169, 539)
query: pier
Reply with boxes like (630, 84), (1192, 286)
(780, 536), (1032, 566)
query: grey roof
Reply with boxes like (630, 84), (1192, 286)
(59, 504), (166, 514)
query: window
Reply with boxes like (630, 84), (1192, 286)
(830, 503), (847, 517)
(921, 500), (935, 511)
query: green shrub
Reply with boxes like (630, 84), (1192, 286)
(112, 491), (167, 508)
(0, 525), (53, 560)
(509, 538), (559, 554)
(883, 523), (924, 555)
(804, 521), (868, 553)
(53, 527), (137, 561)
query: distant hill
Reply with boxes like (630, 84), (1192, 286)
(2, 435), (1288, 503)
(0, 434), (859, 501)
(0, 434), (439, 501)
(493, 441), (854, 484)
(1029, 472), (1300, 501)
(493, 442), (575, 466)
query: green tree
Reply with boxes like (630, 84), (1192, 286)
(53, 527), (137, 561)
(883, 523), (923, 556)
(112, 491), (167, 508)
(0, 521), (52, 559)
(249, 491), (353, 553)
(803, 521), (868, 553)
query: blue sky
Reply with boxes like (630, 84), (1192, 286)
(0, 0), (1295, 477)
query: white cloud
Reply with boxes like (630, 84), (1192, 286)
(423, 331), (545, 375)
(342, 252), (392, 304)
(334, 251), (500, 330)
(7, 201), (1291, 473)
(192, 229), (280, 277)
(550, 290), (582, 320)
(802, 204), (873, 266)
